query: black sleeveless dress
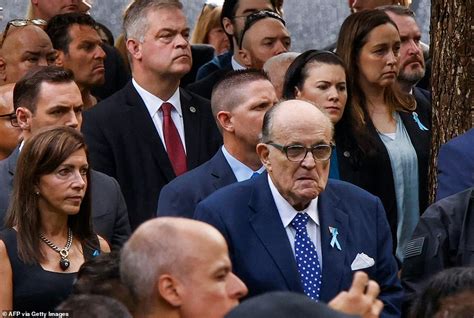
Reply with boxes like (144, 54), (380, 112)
(0, 228), (101, 311)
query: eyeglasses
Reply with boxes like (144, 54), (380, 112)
(238, 10), (285, 49)
(0, 112), (19, 127)
(267, 142), (333, 162)
(0, 18), (48, 48)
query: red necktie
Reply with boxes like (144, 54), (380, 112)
(161, 102), (187, 176)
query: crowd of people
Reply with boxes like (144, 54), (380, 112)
(0, 0), (472, 317)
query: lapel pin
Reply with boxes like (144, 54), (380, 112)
(189, 106), (196, 113)
(329, 226), (342, 251)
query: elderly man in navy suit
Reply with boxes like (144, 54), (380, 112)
(82, 0), (221, 229)
(157, 69), (277, 218)
(195, 100), (403, 317)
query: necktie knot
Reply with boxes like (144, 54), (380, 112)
(161, 102), (173, 117)
(291, 212), (309, 232)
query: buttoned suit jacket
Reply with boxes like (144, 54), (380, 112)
(0, 147), (131, 249)
(82, 81), (222, 230)
(194, 173), (403, 318)
(436, 129), (474, 201)
(157, 148), (236, 218)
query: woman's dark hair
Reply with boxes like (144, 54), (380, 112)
(336, 10), (415, 153)
(410, 267), (474, 318)
(282, 49), (348, 100)
(5, 126), (93, 264)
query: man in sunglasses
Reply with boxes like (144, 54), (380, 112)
(195, 99), (403, 316)
(0, 83), (21, 160)
(0, 19), (56, 85)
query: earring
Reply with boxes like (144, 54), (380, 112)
(35, 191), (40, 196)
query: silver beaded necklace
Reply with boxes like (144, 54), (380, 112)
(39, 228), (73, 271)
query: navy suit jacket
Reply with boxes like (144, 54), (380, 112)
(0, 147), (131, 249)
(436, 128), (474, 201)
(195, 174), (403, 318)
(157, 148), (236, 218)
(82, 81), (222, 230)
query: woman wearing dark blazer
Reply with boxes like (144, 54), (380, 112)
(335, 10), (431, 261)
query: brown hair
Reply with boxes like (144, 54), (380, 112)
(5, 126), (93, 264)
(191, 4), (223, 45)
(336, 10), (415, 153)
(13, 66), (75, 113)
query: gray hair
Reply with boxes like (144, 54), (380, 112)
(123, 0), (183, 42)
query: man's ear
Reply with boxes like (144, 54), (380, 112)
(55, 50), (65, 67)
(0, 57), (7, 82)
(126, 38), (142, 61)
(236, 48), (252, 68)
(16, 107), (32, 131)
(157, 274), (182, 307)
(216, 110), (234, 133)
(222, 17), (234, 36)
(256, 143), (272, 172)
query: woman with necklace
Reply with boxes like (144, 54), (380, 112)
(335, 10), (431, 262)
(0, 126), (110, 311)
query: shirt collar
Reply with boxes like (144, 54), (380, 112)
(231, 55), (246, 71)
(221, 145), (264, 182)
(132, 78), (182, 117)
(267, 174), (319, 228)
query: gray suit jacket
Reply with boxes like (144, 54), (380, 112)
(0, 147), (131, 249)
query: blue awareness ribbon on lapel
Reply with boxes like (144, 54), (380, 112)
(412, 112), (429, 131)
(329, 227), (342, 250)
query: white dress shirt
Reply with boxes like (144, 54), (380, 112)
(132, 78), (186, 153)
(268, 174), (323, 267)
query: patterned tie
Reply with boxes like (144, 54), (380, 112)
(291, 212), (322, 301)
(161, 102), (187, 176)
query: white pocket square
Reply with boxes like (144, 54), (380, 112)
(351, 253), (375, 271)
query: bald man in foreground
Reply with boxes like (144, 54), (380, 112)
(195, 100), (403, 317)
(121, 218), (384, 318)
(120, 217), (248, 318)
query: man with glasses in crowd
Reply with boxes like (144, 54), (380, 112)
(0, 83), (21, 160)
(0, 18), (56, 86)
(195, 99), (403, 317)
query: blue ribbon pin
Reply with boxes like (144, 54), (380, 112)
(412, 112), (429, 131)
(329, 226), (342, 250)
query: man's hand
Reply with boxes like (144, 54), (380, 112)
(328, 271), (384, 318)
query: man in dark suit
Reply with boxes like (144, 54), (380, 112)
(0, 66), (130, 249)
(436, 129), (474, 201)
(195, 100), (403, 317)
(157, 69), (277, 218)
(82, 0), (221, 230)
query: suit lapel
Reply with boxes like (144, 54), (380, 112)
(7, 147), (19, 178)
(125, 82), (175, 182)
(181, 89), (202, 169)
(318, 182), (349, 301)
(248, 174), (303, 292)
(210, 149), (237, 190)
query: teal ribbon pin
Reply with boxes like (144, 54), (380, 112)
(329, 226), (342, 250)
(412, 112), (429, 131)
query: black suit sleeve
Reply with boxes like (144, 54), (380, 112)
(109, 176), (131, 249)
